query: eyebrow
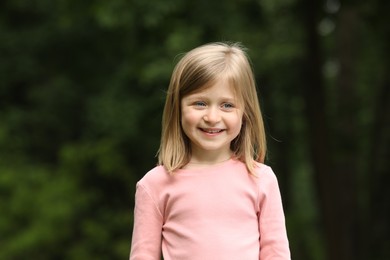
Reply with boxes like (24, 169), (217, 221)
(186, 95), (236, 101)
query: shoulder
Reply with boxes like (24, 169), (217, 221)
(254, 162), (275, 176)
(253, 162), (280, 189)
(137, 165), (172, 190)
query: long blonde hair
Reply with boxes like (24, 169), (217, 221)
(158, 42), (266, 175)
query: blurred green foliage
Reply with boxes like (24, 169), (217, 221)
(0, 0), (389, 259)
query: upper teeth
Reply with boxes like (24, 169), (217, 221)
(206, 129), (221, 133)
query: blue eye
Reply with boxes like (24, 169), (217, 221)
(194, 101), (206, 107)
(222, 103), (234, 109)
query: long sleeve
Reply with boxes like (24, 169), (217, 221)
(258, 167), (291, 260)
(130, 183), (163, 260)
(130, 162), (290, 260)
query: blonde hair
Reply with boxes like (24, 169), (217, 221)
(158, 42), (266, 175)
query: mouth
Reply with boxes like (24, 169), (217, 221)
(200, 128), (224, 134)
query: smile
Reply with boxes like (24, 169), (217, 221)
(200, 128), (224, 134)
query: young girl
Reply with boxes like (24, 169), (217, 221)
(130, 42), (290, 259)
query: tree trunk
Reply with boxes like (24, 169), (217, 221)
(303, 2), (360, 260)
(332, 6), (360, 260)
(367, 48), (390, 260)
(302, 0), (333, 259)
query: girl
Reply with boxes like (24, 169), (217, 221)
(130, 42), (290, 259)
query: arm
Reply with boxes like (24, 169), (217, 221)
(130, 183), (163, 260)
(258, 167), (291, 260)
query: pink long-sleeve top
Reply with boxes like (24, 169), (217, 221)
(130, 159), (290, 260)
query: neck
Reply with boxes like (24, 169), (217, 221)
(188, 149), (233, 165)
(182, 155), (232, 170)
(188, 156), (232, 165)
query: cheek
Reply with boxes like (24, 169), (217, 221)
(233, 119), (243, 134)
(181, 109), (199, 130)
(229, 113), (243, 135)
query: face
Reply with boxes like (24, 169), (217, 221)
(181, 79), (243, 163)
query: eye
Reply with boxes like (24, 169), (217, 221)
(221, 103), (234, 110)
(194, 101), (206, 107)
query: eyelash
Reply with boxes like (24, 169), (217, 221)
(193, 102), (234, 109)
(222, 103), (234, 109)
(194, 101), (206, 107)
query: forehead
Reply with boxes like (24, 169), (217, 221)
(183, 78), (243, 103)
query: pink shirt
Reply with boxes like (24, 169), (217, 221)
(130, 159), (290, 260)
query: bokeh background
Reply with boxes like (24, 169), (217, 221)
(1, 0), (389, 259)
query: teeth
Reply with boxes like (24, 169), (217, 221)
(204, 129), (221, 133)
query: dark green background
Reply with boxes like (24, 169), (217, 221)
(1, 0), (389, 259)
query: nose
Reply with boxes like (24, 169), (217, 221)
(203, 107), (221, 124)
